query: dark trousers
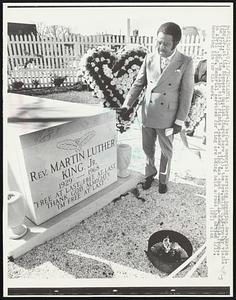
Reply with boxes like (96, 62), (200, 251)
(142, 126), (174, 184)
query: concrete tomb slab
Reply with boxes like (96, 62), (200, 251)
(6, 94), (144, 258)
(7, 94), (117, 225)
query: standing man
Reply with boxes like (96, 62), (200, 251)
(121, 22), (194, 193)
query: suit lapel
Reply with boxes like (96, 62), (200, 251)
(150, 52), (161, 85)
(154, 50), (183, 87)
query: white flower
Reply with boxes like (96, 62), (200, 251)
(102, 65), (113, 78)
(87, 49), (93, 55)
(95, 58), (100, 62)
(128, 57), (134, 62)
(129, 78), (133, 84)
(97, 91), (104, 98)
(94, 67), (99, 72)
(122, 80), (127, 86)
(91, 62), (95, 67)
(101, 57), (105, 61)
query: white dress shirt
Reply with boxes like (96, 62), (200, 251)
(160, 48), (177, 72)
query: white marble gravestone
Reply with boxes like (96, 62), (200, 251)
(7, 94), (117, 225)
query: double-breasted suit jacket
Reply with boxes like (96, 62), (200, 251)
(123, 50), (194, 129)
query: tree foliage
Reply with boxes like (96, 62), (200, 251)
(36, 22), (73, 39)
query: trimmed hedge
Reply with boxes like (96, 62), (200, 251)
(8, 82), (90, 96)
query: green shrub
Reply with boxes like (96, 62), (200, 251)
(72, 81), (84, 91)
(11, 81), (24, 90)
(51, 75), (67, 87)
(32, 79), (40, 88)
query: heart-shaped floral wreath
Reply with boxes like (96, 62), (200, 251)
(79, 45), (206, 133)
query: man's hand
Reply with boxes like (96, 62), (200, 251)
(117, 107), (134, 121)
(173, 123), (182, 134)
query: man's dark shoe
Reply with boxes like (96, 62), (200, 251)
(159, 183), (168, 194)
(186, 129), (195, 137)
(142, 173), (157, 190)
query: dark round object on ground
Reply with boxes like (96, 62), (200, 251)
(145, 230), (193, 274)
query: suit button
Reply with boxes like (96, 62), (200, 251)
(150, 101), (153, 103)
(161, 102), (163, 105)
(163, 93), (166, 95)
(169, 83), (171, 86)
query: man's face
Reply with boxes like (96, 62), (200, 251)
(156, 32), (176, 57)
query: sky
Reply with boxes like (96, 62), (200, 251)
(4, 4), (233, 36)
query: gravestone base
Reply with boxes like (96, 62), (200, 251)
(8, 170), (143, 259)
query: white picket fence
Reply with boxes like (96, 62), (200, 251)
(7, 33), (206, 89)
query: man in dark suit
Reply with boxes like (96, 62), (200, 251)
(121, 22), (194, 193)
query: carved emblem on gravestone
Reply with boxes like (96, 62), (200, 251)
(57, 130), (96, 152)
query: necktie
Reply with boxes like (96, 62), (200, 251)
(161, 57), (170, 73)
